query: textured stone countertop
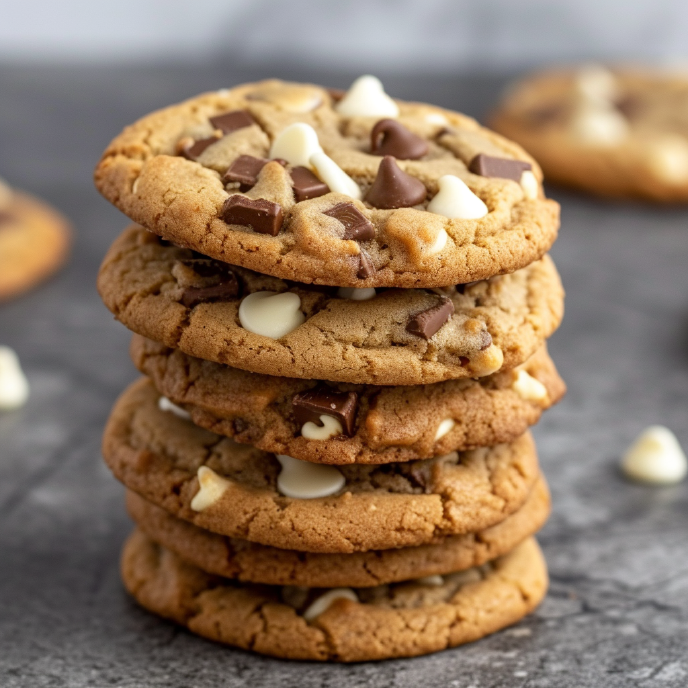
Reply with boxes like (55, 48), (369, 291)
(1, 64), (687, 688)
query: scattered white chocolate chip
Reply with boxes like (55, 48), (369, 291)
(647, 135), (688, 184)
(269, 123), (322, 168)
(425, 112), (449, 126)
(303, 588), (358, 621)
(575, 65), (619, 104)
(427, 175), (488, 220)
(621, 425), (688, 485)
(0, 178), (13, 210)
(0, 346), (29, 410)
(190, 466), (231, 512)
(158, 396), (191, 420)
(238, 291), (305, 339)
(520, 170), (539, 200)
(512, 370), (548, 402)
(569, 103), (628, 146)
(434, 418), (455, 441)
(415, 575), (444, 586)
(337, 287), (376, 301)
(276, 454), (345, 499)
(309, 151), (361, 199)
(470, 344), (504, 377)
(301, 415), (344, 441)
(335, 75), (399, 118)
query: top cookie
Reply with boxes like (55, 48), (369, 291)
(95, 76), (559, 287)
(490, 65), (688, 201)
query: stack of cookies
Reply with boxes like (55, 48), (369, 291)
(95, 76), (565, 661)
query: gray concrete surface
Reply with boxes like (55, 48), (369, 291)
(1, 64), (687, 687)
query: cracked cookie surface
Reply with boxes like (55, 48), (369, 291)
(98, 226), (564, 385)
(103, 379), (540, 553)
(94, 79), (559, 287)
(133, 335), (565, 464)
(121, 531), (547, 661)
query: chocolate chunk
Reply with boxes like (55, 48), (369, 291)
(221, 195), (284, 236)
(324, 203), (375, 241)
(614, 94), (642, 119)
(455, 280), (480, 295)
(525, 103), (565, 126)
(365, 156), (427, 209)
(370, 119), (428, 160)
(328, 88), (346, 102)
(223, 155), (271, 188)
(469, 154), (532, 182)
(479, 330), (493, 350)
(178, 258), (231, 280)
(357, 250), (375, 279)
(292, 388), (359, 437)
(290, 166), (330, 202)
(181, 279), (240, 308)
(406, 296), (455, 340)
(180, 135), (221, 161)
(0, 210), (15, 226)
(209, 109), (256, 134)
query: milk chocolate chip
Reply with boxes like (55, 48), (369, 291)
(209, 109), (256, 134)
(370, 119), (428, 160)
(292, 388), (359, 436)
(221, 195), (284, 236)
(406, 296), (455, 340)
(365, 156), (427, 209)
(180, 135), (221, 161)
(469, 154), (532, 182)
(290, 166), (330, 202)
(223, 155), (271, 188)
(357, 250), (375, 279)
(324, 203), (375, 241)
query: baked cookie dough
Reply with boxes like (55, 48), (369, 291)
(122, 531), (547, 661)
(133, 335), (566, 464)
(126, 476), (550, 587)
(0, 180), (71, 301)
(104, 378), (541, 553)
(490, 65), (688, 201)
(98, 226), (564, 385)
(94, 77), (560, 287)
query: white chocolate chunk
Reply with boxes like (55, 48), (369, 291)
(647, 135), (688, 183)
(309, 151), (361, 199)
(0, 178), (13, 210)
(622, 425), (688, 485)
(301, 415), (344, 440)
(427, 175), (488, 220)
(238, 291), (305, 339)
(512, 370), (548, 402)
(335, 75), (399, 118)
(425, 112), (449, 125)
(415, 575), (444, 586)
(425, 227), (448, 256)
(569, 103), (628, 146)
(190, 466), (231, 512)
(158, 396), (191, 420)
(337, 287), (376, 301)
(575, 65), (619, 104)
(0, 346), (29, 410)
(269, 123), (322, 168)
(276, 454), (345, 498)
(434, 418), (455, 441)
(471, 344), (504, 377)
(520, 170), (539, 200)
(303, 588), (358, 621)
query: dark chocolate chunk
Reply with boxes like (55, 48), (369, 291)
(328, 88), (346, 102)
(221, 195), (284, 236)
(614, 94), (642, 119)
(370, 119), (428, 160)
(324, 203), (375, 241)
(524, 103), (565, 126)
(469, 154), (532, 182)
(290, 166), (330, 202)
(179, 258), (232, 280)
(357, 250), (375, 279)
(479, 330), (493, 351)
(406, 296), (455, 340)
(209, 109), (256, 134)
(181, 279), (240, 308)
(223, 155), (271, 188)
(292, 388), (359, 436)
(455, 280), (480, 295)
(180, 135), (221, 161)
(365, 156), (427, 209)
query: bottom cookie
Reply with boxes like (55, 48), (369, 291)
(121, 531), (548, 662)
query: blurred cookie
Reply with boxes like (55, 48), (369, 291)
(0, 180), (71, 300)
(491, 65), (688, 201)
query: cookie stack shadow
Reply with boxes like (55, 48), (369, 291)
(94, 78), (565, 662)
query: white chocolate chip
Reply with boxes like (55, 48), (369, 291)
(424, 227), (448, 256)
(621, 425), (688, 485)
(190, 466), (231, 512)
(238, 291), (305, 339)
(427, 175), (488, 220)
(434, 418), (455, 441)
(520, 170), (539, 200)
(415, 574), (444, 586)
(337, 287), (376, 301)
(425, 112), (449, 125)
(303, 588), (358, 621)
(269, 123), (322, 168)
(309, 151), (361, 199)
(0, 178), (13, 210)
(301, 415), (344, 440)
(158, 396), (191, 420)
(470, 344), (504, 377)
(335, 75), (399, 118)
(647, 135), (688, 184)
(575, 65), (619, 104)
(569, 103), (628, 146)
(276, 454), (345, 498)
(0, 346), (29, 410)
(512, 370), (548, 402)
